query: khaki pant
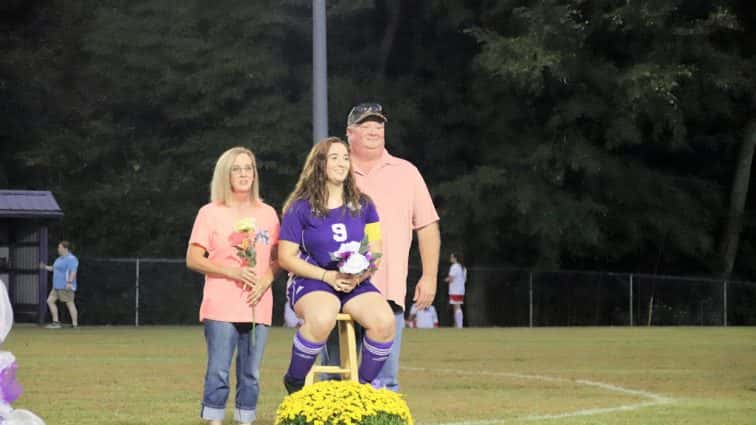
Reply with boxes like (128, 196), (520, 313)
(49, 289), (75, 303)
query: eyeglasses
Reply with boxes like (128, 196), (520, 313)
(230, 165), (254, 175)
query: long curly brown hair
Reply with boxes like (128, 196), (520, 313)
(283, 137), (369, 217)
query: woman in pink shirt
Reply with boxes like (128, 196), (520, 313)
(186, 147), (280, 425)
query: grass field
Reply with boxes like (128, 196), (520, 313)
(4, 325), (756, 425)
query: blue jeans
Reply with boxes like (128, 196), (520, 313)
(202, 320), (269, 423)
(374, 312), (403, 391)
(322, 311), (404, 392)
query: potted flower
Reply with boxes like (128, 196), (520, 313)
(275, 381), (413, 425)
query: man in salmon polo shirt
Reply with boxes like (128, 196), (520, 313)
(322, 102), (441, 392)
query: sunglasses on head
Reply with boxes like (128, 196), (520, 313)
(351, 103), (384, 115)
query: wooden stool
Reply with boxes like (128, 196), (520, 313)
(305, 313), (358, 385)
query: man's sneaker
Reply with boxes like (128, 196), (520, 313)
(45, 322), (62, 329)
(283, 374), (305, 394)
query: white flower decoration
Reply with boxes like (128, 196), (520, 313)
(0, 351), (15, 370)
(340, 252), (370, 275)
(332, 241), (362, 258)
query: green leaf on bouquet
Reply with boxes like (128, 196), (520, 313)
(360, 234), (370, 254)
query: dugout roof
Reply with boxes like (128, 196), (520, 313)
(0, 190), (63, 219)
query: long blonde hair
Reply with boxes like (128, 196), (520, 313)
(283, 137), (368, 217)
(210, 147), (261, 205)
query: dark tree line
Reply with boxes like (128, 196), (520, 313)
(2, 0), (755, 281)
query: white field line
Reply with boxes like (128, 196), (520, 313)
(402, 366), (673, 425)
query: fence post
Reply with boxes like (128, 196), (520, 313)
(723, 280), (728, 327)
(629, 274), (634, 327)
(135, 258), (140, 327)
(529, 272), (534, 328)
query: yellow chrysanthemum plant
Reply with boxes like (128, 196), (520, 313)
(275, 381), (413, 425)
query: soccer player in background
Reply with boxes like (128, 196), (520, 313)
(446, 252), (467, 328)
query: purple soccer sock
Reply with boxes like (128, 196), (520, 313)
(286, 331), (325, 380)
(359, 336), (393, 384)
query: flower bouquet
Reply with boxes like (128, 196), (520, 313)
(275, 381), (413, 425)
(330, 235), (381, 276)
(231, 217), (270, 267)
(230, 217), (270, 343)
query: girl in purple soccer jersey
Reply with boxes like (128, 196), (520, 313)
(278, 137), (395, 394)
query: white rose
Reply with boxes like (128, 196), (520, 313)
(340, 253), (370, 275)
(332, 241), (362, 258)
(0, 351), (15, 370)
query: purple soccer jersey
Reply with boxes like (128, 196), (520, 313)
(281, 198), (382, 309)
(280, 199), (379, 270)
(280, 198), (393, 386)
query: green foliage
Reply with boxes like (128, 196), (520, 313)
(7, 0), (311, 255)
(2, 0), (755, 278)
(449, 0), (752, 271)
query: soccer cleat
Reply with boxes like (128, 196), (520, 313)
(45, 322), (62, 329)
(283, 374), (305, 394)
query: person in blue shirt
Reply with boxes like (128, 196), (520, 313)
(40, 240), (79, 329)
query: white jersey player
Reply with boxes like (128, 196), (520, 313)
(446, 252), (467, 328)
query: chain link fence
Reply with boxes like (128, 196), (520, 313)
(61, 258), (756, 327)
